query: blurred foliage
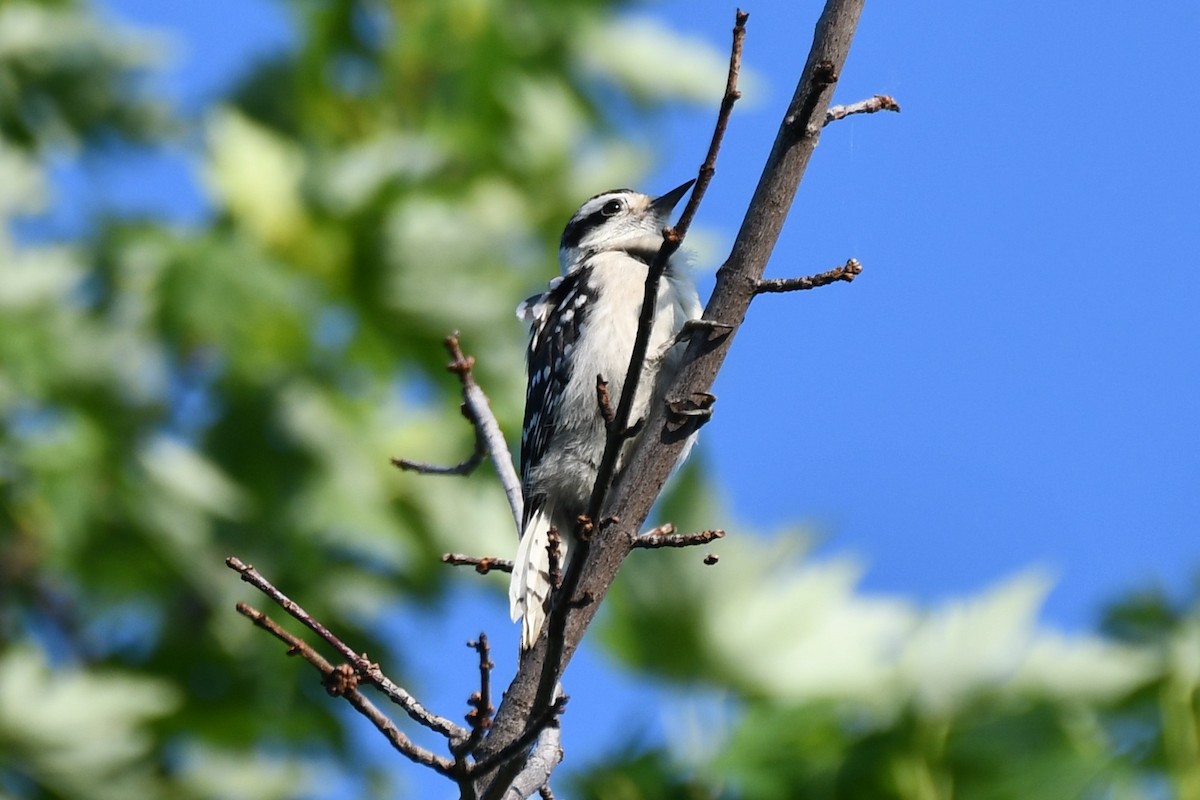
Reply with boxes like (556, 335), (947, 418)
(0, 0), (1197, 799)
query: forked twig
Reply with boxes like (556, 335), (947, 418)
(454, 633), (495, 760)
(226, 556), (464, 738)
(392, 335), (524, 533)
(236, 602), (455, 776)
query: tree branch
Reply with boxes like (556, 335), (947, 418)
(584, 9), (748, 523)
(226, 556), (464, 739)
(825, 94), (900, 125)
(233, 3), (883, 797)
(442, 553), (515, 575)
(632, 526), (726, 550)
(472, 3), (869, 795)
(392, 335), (524, 533)
(503, 724), (562, 800)
(235, 602), (455, 776)
(754, 257), (862, 295)
(453, 633), (495, 769)
(473, 696), (568, 779)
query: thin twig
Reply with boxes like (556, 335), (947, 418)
(226, 556), (464, 739)
(824, 94), (900, 125)
(539, 786), (557, 800)
(754, 258), (862, 295)
(584, 9), (747, 521)
(236, 602), (455, 776)
(442, 553), (515, 574)
(632, 528), (726, 549)
(535, 2), (747, 707)
(527, 1), (749, 730)
(455, 633), (494, 759)
(392, 335), (524, 533)
(479, 12), (752, 797)
(391, 412), (486, 476)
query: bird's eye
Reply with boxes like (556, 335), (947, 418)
(601, 199), (623, 216)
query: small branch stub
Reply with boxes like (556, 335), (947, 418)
(325, 663), (359, 697)
(633, 527), (726, 550)
(825, 94), (900, 126)
(442, 553), (514, 575)
(754, 258), (862, 295)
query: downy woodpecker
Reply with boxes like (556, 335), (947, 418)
(509, 181), (702, 650)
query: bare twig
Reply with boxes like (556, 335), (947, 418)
(441, 553), (515, 574)
(475, 4), (871, 795)
(393, 335), (524, 533)
(391, 414), (486, 476)
(479, 14), (753, 798)
(825, 94), (900, 125)
(226, 556), (464, 739)
(584, 9), (747, 522)
(235, 602), (455, 776)
(539, 785), (557, 800)
(454, 633), (494, 761)
(632, 527), (726, 549)
(754, 258), (862, 295)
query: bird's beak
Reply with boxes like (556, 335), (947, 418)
(650, 179), (695, 214)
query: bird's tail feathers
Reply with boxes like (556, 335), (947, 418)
(508, 507), (570, 651)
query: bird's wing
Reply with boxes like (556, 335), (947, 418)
(518, 270), (591, 524)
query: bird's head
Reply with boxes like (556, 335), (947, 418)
(557, 180), (693, 274)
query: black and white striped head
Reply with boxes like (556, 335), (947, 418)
(557, 180), (694, 274)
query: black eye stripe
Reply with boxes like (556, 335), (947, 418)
(560, 208), (612, 250)
(559, 190), (635, 251)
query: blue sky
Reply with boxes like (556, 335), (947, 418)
(661, 1), (1200, 627)
(86, 0), (1200, 794)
